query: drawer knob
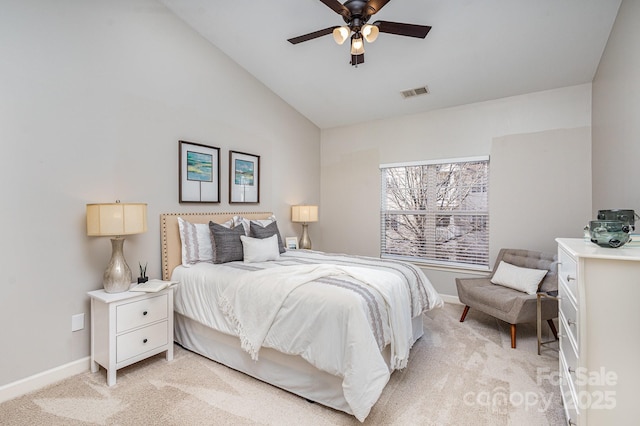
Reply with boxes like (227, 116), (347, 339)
(143, 311), (148, 316)
(568, 366), (575, 374)
(143, 338), (148, 344)
(567, 319), (576, 326)
(566, 275), (575, 282)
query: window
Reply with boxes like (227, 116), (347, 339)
(380, 156), (489, 270)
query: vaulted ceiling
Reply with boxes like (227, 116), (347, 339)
(161, 0), (621, 129)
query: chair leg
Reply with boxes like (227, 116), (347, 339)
(460, 306), (470, 322)
(510, 324), (517, 348)
(547, 319), (558, 340)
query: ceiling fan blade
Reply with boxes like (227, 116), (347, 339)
(288, 26), (338, 44)
(319, 0), (350, 18)
(350, 53), (364, 66)
(366, 0), (391, 15)
(374, 21), (432, 38)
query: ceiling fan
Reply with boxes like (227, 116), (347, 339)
(287, 0), (431, 66)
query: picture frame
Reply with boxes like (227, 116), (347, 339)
(285, 237), (299, 250)
(229, 150), (260, 203)
(179, 141), (220, 203)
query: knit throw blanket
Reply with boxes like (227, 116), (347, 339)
(218, 263), (413, 370)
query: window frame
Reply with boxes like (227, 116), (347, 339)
(379, 156), (490, 272)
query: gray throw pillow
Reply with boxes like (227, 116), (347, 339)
(250, 221), (286, 253)
(209, 221), (245, 263)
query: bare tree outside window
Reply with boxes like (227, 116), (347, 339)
(380, 157), (489, 269)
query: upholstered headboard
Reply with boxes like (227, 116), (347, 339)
(160, 212), (274, 280)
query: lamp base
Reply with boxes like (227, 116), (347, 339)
(299, 223), (312, 250)
(103, 237), (132, 293)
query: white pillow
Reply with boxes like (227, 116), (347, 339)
(233, 215), (251, 236)
(490, 261), (548, 295)
(177, 217), (232, 267)
(250, 214), (277, 228)
(240, 234), (280, 263)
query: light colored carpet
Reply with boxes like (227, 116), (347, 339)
(0, 303), (564, 425)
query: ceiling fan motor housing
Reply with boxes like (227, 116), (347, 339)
(342, 0), (374, 32)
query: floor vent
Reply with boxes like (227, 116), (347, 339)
(401, 86), (430, 99)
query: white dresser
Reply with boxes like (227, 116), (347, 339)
(88, 287), (174, 386)
(556, 238), (640, 425)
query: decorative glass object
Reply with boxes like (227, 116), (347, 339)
(589, 220), (630, 248)
(597, 209), (636, 231)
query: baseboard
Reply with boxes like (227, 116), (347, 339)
(0, 357), (90, 403)
(441, 294), (461, 305)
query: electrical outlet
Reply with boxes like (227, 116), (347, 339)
(71, 313), (85, 332)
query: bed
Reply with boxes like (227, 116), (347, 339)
(160, 212), (443, 421)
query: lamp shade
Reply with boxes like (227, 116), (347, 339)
(87, 203), (147, 236)
(291, 205), (318, 223)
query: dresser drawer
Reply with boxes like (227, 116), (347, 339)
(559, 351), (580, 426)
(559, 280), (579, 347)
(116, 321), (168, 363)
(116, 294), (168, 333)
(559, 314), (579, 374)
(558, 248), (578, 303)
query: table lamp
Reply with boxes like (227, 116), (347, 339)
(291, 205), (318, 249)
(86, 201), (147, 293)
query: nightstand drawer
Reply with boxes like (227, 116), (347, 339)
(116, 321), (168, 362)
(116, 294), (168, 333)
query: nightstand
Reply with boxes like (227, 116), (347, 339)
(88, 286), (174, 386)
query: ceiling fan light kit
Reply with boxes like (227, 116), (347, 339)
(288, 0), (431, 67)
(350, 34), (365, 55)
(361, 24), (379, 43)
(332, 26), (350, 45)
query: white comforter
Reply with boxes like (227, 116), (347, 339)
(172, 250), (443, 421)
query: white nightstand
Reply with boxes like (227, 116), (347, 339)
(88, 286), (174, 386)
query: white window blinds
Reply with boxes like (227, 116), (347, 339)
(380, 156), (490, 270)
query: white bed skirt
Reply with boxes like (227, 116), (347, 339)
(174, 312), (424, 417)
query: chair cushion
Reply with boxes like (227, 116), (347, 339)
(465, 282), (522, 313)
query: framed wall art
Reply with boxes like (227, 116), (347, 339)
(229, 150), (260, 203)
(179, 140), (220, 203)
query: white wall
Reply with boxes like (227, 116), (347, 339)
(0, 0), (320, 387)
(320, 85), (592, 296)
(592, 0), (640, 213)
(490, 128), (592, 256)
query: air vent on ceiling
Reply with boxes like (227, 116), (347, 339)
(400, 86), (430, 99)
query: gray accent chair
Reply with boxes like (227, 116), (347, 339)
(456, 248), (558, 349)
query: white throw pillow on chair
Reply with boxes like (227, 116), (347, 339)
(490, 261), (548, 295)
